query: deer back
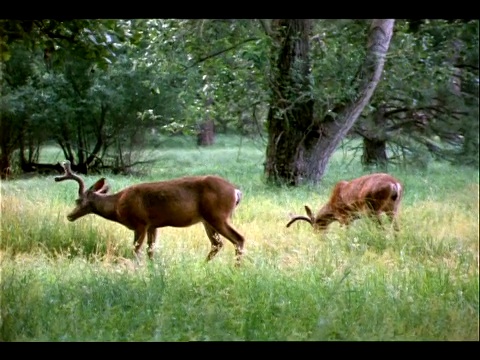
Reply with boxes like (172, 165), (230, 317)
(113, 175), (239, 229)
(325, 173), (400, 214)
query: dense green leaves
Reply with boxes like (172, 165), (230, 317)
(0, 19), (478, 178)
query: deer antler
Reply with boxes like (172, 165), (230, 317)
(286, 204), (315, 228)
(54, 160), (85, 196)
(286, 214), (313, 228)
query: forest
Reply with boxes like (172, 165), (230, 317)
(1, 19), (478, 183)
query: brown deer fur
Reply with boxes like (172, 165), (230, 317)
(55, 161), (245, 266)
(286, 173), (403, 232)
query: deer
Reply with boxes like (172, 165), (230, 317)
(54, 160), (245, 266)
(286, 173), (403, 232)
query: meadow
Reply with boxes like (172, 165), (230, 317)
(1, 135), (478, 341)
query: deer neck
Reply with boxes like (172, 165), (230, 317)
(90, 193), (120, 223)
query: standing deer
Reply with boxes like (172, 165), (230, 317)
(55, 160), (245, 266)
(286, 173), (403, 232)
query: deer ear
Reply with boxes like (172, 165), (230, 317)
(89, 178), (109, 193)
(98, 184), (110, 194)
(304, 205), (314, 218)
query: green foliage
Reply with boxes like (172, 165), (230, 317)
(1, 138), (478, 341)
(1, 19), (478, 178)
(310, 20), (369, 115)
(356, 19), (479, 169)
(1, 19), (271, 173)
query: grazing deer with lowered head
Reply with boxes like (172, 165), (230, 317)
(55, 160), (245, 266)
(286, 173), (403, 232)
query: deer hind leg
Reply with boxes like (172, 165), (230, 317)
(388, 200), (401, 232)
(133, 226), (147, 262)
(147, 227), (157, 260)
(203, 222), (224, 262)
(385, 210), (399, 232)
(207, 219), (245, 267)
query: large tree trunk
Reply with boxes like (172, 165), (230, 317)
(449, 39), (478, 166)
(359, 105), (388, 170)
(264, 19), (315, 185)
(264, 19), (395, 185)
(0, 128), (13, 179)
(0, 116), (22, 180)
(0, 151), (12, 180)
(362, 138), (388, 169)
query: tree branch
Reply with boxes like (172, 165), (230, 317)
(185, 37), (259, 70)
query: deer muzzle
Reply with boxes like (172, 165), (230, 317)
(67, 210), (84, 222)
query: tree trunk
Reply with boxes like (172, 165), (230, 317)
(197, 96), (216, 146)
(197, 119), (215, 146)
(0, 152), (11, 180)
(362, 138), (388, 169)
(449, 39), (478, 166)
(360, 105), (388, 170)
(0, 116), (21, 179)
(264, 19), (315, 185)
(264, 19), (395, 185)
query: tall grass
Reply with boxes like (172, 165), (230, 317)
(1, 135), (478, 341)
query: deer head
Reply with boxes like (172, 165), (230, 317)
(55, 161), (110, 221)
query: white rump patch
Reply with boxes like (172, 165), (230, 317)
(234, 189), (242, 207)
(395, 183), (402, 196)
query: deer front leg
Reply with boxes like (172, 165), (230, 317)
(338, 215), (351, 227)
(203, 222), (224, 262)
(392, 218), (399, 232)
(374, 213), (383, 227)
(147, 227), (157, 260)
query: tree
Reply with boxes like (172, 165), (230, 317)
(264, 19), (395, 185)
(353, 19), (479, 170)
(159, 20), (269, 139)
(4, 19), (475, 180)
(0, 20), (126, 176)
(0, 20), (185, 176)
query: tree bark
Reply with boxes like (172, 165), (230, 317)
(359, 104), (388, 170)
(197, 119), (215, 146)
(264, 19), (395, 185)
(0, 116), (22, 179)
(264, 19), (315, 185)
(197, 96), (216, 146)
(362, 138), (388, 169)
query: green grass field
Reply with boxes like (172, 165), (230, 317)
(1, 135), (478, 341)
